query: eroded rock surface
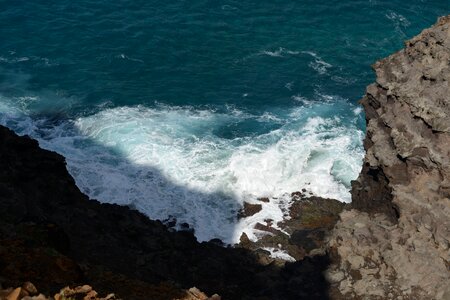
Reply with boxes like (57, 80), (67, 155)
(327, 15), (450, 300)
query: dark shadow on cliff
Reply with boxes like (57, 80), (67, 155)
(0, 120), (332, 300)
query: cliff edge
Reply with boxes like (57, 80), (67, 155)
(327, 15), (450, 300)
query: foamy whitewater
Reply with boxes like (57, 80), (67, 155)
(0, 96), (363, 243)
(0, 0), (447, 244)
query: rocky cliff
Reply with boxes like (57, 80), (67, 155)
(327, 15), (450, 300)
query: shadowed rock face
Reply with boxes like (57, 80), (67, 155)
(0, 125), (333, 300)
(327, 15), (450, 300)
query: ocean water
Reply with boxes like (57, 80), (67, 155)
(0, 1), (448, 243)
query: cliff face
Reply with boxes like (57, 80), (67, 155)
(327, 16), (450, 300)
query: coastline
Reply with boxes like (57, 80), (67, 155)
(0, 15), (449, 300)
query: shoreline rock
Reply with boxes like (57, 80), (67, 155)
(237, 192), (345, 262)
(237, 202), (262, 218)
(0, 125), (331, 299)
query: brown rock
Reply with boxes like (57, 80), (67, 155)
(181, 287), (208, 300)
(22, 282), (38, 296)
(237, 202), (262, 218)
(6, 288), (21, 300)
(239, 232), (251, 246)
(76, 285), (93, 294)
(84, 290), (98, 299)
(254, 222), (283, 235)
(257, 197), (270, 203)
(290, 191), (303, 200)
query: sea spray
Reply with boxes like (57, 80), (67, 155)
(0, 98), (364, 243)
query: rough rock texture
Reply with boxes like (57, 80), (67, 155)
(239, 192), (345, 262)
(0, 284), (218, 300)
(327, 16), (450, 300)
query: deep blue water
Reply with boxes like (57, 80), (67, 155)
(0, 1), (448, 244)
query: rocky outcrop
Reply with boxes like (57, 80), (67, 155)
(239, 193), (345, 262)
(327, 15), (450, 300)
(0, 284), (219, 300)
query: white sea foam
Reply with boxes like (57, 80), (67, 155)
(261, 47), (299, 57)
(0, 97), (364, 244)
(115, 53), (144, 63)
(385, 11), (411, 27)
(285, 81), (294, 91)
(257, 112), (283, 123)
(0, 54), (57, 66)
(385, 11), (410, 38)
(292, 95), (315, 106)
(302, 51), (332, 75)
(221, 5), (238, 11)
(353, 107), (363, 115)
(262, 247), (296, 262)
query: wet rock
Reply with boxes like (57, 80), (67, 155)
(237, 194), (344, 262)
(22, 282), (38, 296)
(238, 202), (262, 218)
(208, 238), (224, 247)
(239, 232), (251, 247)
(254, 222), (283, 235)
(289, 230), (320, 252)
(290, 191), (303, 200)
(162, 215), (177, 228)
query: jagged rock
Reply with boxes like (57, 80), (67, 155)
(256, 197), (270, 203)
(175, 287), (221, 300)
(328, 15), (450, 300)
(22, 283), (37, 296)
(5, 288), (21, 300)
(238, 193), (344, 261)
(237, 202), (262, 218)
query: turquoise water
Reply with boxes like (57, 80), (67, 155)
(0, 1), (448, 243)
